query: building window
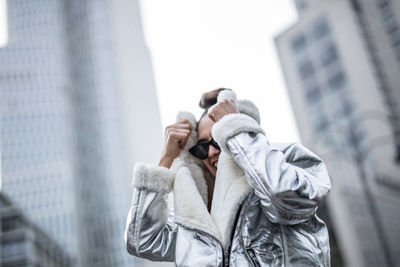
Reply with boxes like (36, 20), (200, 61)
(291, 33), (307, 53)
(385, 17), (399, 34)
(2, 240), (26, 258)
(377, 0), (400, 64)
(391, 31), (400, 47)
(312, 17), (330, 41)
(376, 0), (389, 10)
(342, 99), (354, 117)
(380, 4), (394, 22)
(305, 85), (322, 104)
(336, 97), (354, 118)
(345, 127), (365, 149)
(298, 61), (315, 80)
(2, 216), (24, 231)
(320, 45), (338, 67)
(396, 44), (400, 60)
(313, 114), (330, 133)
(328, 71), (346, 91)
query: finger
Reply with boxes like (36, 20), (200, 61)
(178, 139), (187, 149)
(175, 128), (191, 133)
(167, 122), (192, 131)
(171, 132), (189, 149)
(165, 123), (191, 133)
(207, 106), (217, 122)
(176, 119), (190, 124)
(173, 123), (192, 131)
(208, 112), (216, 122)
(175, 120), (192, 129)
(166, 119), (191, 127)
(166, 128), (191, 137)
(166, 126), (190, 132)
(168, 131), (189, 143)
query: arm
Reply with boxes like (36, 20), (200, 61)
(124, 119), (192, 260)
(212, 113), (331, 225)
(124, 163), (177, 261)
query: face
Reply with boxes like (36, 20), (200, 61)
(197, 116), (221, 177)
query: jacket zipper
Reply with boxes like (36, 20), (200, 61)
(280, 225), (288, 266)
(178, 224), (227, 266)
(224, 250), (230, 267)
(224, 201), (245, 267)
(177, 199), (246, 266)
(246, 248), (260, 267)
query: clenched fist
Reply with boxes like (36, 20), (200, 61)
(158, 119), (192, 168)
(207, 99), (239, 122)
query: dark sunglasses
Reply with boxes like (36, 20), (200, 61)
(189, 138), (221, 160)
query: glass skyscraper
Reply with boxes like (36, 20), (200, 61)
(0, 0), (163, 266)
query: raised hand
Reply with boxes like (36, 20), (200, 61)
(207, 99), (239, 122)
(158, 119), (192, 168)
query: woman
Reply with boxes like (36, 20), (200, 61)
(125, 88), (331, 266)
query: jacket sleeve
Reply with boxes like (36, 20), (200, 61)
(212, 113), (331, 225)
(124, 163), (177, 261)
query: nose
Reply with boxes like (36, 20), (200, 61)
(209, 144), (220, 157)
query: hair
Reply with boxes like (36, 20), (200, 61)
(196, 88), (232, 131)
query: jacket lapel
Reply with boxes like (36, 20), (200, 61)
(171, 110), (253, 250)
(173, 164), (222, 243)
(211, 152), (252, 249)
(172, 152), (252, 250)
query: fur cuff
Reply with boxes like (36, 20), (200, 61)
(131, 163), (174, 193)
(237, 100), (260, 124)
(212, 113), (265, 152)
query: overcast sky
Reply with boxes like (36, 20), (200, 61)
(0, 0), (300, 143)
(140, 0), (300, 142)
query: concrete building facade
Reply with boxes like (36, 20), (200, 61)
(0, 0), (163, 266)
(276, 0), (400, 266)
(1, 192), (72, 267)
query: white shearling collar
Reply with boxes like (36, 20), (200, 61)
(171, 110), (254, 249)
(170, 89), (261, 249)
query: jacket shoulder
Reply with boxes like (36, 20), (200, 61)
(269, 142), (303, 153)
(269, 142), (322, 164)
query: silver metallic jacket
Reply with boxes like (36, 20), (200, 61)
(125, 91), (331, 266)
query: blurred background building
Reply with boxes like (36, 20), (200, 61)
(0, 0), (163, 266)
(276, 0), (400, 266)
(1, 192), (71, 267)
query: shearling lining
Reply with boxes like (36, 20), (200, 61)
(132, 163), (175, 193)
(212, 113), (265, 152)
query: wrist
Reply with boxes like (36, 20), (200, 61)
(216, 110), (238, 122)
(158, 154), (175, 168)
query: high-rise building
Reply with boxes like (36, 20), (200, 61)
(1, 192), (72, 267)
(275, 0), (400, 266)
(0, 0), (163, 266)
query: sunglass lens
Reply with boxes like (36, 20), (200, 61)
(211, 139), (220, 151)
(189, 144), (208, 160)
